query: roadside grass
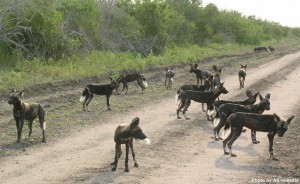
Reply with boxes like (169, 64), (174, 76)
(1, 37), (299, 97)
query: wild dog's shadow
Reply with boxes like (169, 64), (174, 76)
(214, 155), (260, 172)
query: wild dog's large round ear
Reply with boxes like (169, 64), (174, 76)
(273, 113), (281, 122)
(11, 89), (17, 93)
(130, 117), (140, 129)
(109, 77), (113, 81)
(258, 93), (263, 101)
(194, 63), (198, 69)
(265, 93), (271, 99)
(287, 116), (295, 125)
(213, 65), (218, 72)
(19, 90), (25, 99)
(245, 64), (248, 68)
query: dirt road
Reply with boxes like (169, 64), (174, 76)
(0, 51), (300, 184)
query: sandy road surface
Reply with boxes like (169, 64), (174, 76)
(1, 51), (300, 184)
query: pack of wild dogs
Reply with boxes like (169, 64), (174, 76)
(6, 45), (295, 172)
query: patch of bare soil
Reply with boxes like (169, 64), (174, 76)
(0, 51), (300, 184)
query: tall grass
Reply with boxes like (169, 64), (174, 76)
(0, 38), (299, 94)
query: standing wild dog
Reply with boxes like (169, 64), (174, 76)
(116, 73), (147, 94)
(8, 90), (46, 143)
(211, 65), (223, 90)
(238, 64), (247, 89)
(80, 77), (118, 111)
(111, 117), (151, 172)
(176, 82), (228, 120)
(175, 76), (213, 110)
(223, 112), (294, 160)
(208, 90), (259, 121)
(189, 63), (212, 86)
(165, 68), (175, 89)
(213, 93), (270, 142)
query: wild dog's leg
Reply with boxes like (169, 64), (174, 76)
(227, 129), (242, 157)
(15, 119), (21, 143)
(112, 143), (121, 171)
(18, 120), (25, 143)
(28, 120), (33, 138)
(251, 130), (260, 144)
(176, 101), (185, 119)
(214, 113), (226, 140)
(124, 81), (129, 94)
(223, 129), (233, 155)
(38, 107), (46, 143)
(125, 142), (130, 172)
(137, 79), (145, 93)
(106, 95), (111, 110)
(129, 139), (139, 167)
(267, 132), (277, 160)
(85, 94), (93, 111)
(182, 99), (191, 120)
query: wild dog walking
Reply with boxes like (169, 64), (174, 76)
(176, 82), (228, 120)
(8, 90), (46, 143)
(223, 112), (294, 160)
(165, 68), (175, 89)
(189, 63), (212, 86)
(238, 64), (247, 89)
(80, 77), (118, 111)
(213, 94), (270, 142)
(111, 117), (150, 172)
(254, 47), (269, 53)
(208, 90), (259, 122)
(116, 73), (148, 94)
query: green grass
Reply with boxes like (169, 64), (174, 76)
(0, 37), (299, 96)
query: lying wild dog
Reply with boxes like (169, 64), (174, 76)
(213, 93), (270, 142)
(165, 68), (175, 89)
(111, 117), (150, 172)
(189, 63), (212, 86)
(268, 45), (275, 53)
(223, 112), (294, 160)
(175, 76), (213, 110)
(254, 47), (269, 53)
(208, 90), (259, 121)
(176, 82), (228, 120)
(116, 73), (148, 94)
(238, 64), (247, 89)
(8, 90), (46, 143)
(211, 65), (223, 90)
(80, 77), (118, 111)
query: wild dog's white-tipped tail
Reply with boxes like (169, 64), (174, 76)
(221, 126), (231, 140)
(144, 138), (151, 145)
(143, 81), (148, 87)
(79, 96), (86, 103)
(213, 118), (220, 127)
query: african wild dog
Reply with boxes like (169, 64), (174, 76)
(208, 90), (259, 121)
(165, 68), (175, 89)
(8, 90), (46, 143)
(176, 82), (228, 120)
(238, 64), (247, 89)
(213, 93), (270, 142)
(268, 46), (275, 53)
(254, 47), (269, 53)
(223, 112), (294, 160)
(175, 76), (212, 111)
(80, 77), (118, 111)
(211, 65), (223, 90)
(189, 63), (212, 86)
(111, 117), (150, 172)
(116, 73), (148, 94)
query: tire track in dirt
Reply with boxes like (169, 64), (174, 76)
(0, 51), (300, 184)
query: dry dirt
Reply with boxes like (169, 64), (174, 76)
(0, 51), (300, 184)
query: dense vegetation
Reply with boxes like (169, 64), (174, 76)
(0, 0), (300, 93)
